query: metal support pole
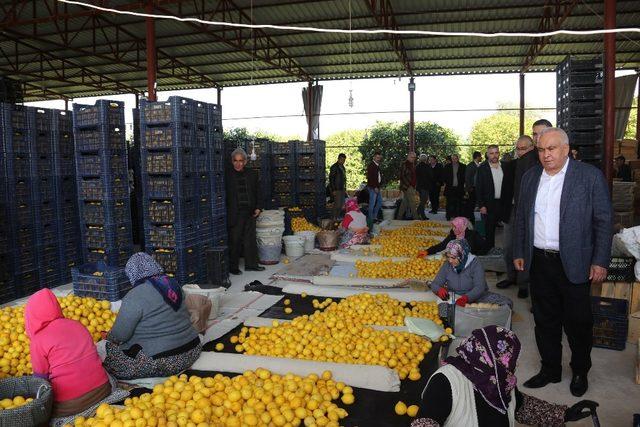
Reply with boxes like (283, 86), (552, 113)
(636, 70), (639, 144)
(134, 93), (139, 109)
(64, 99), (69, 111)
(307, 81), (313, 142)
(409, 77), (416, 152)
(519, 73), (525, 136)
(603, 0), (616, 187)
(145, 1), (157, 102)
(217, 87), (222, 106)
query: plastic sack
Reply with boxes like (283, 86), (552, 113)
(185, 294), (212, 334)
(182, 285), (224, 320)
(405, 316), (447, 341)
(453, 304), (512, 338)
(612, 233), (634, 257)
(618, 226), (640, 259)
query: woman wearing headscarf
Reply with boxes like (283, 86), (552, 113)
(339, 198), (370, 248)
(103, 253), (201, 379)
(410, 326), (598, 426)
(430, 239), (511, 307)
(425, 217), (488, 255)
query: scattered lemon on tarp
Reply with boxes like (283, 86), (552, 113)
(214, 343), (224, 351)
(395, 401), (408, 415)
(284, 307), (293, 314)
(407, 405), (419, 417)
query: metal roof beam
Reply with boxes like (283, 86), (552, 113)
(364, 0), (412, 75)
(521, 0), (580, 72)
(152, 2), (310, 82)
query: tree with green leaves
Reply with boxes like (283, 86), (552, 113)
(325, 129), (366, 190)
(467, 111), (537, 160)
(625, 97), (637, 140)
(358, 121), (462, 188)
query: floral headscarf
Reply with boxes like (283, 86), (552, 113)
(445, 325), (521, 414)
(451, 217), (469, 239)
(344, 198), (360, 213)
(445, 239), (470, 274)
(125, 252), (183, 311)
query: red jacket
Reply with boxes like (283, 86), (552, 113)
(367, 161), (381, 188)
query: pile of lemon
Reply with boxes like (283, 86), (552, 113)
(380, 223), (449, 239)
(0, 295), (115, 378)
(369, 235), (440, 257)
(231, 294), (437, 380)
(291, 217), (320, 233)
(68, 370), (351, 427)
(0, 395), (33, 411)
(355, 257), (444, 280)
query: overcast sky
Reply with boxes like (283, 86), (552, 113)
(28, 71), (636, 141)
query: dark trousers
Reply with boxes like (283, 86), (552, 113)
(228, 213), (258, 270)
(464, 190), (476, 224)
(428, 187), (440, 212)
(481, 199), (503, 250)
(417, 189), (429, 219)
(445, 187), (464, 220)
(530, 248), (593, 377)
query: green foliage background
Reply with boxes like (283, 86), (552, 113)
(625, 97), (637, 139)
(325, 129), (366, 190)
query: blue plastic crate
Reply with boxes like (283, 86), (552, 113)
(194, 102), (207, 129)
(55, 155), (75, 176)
(14, 178), (34, 201)
(271, 153), (294, 168)
(12, 153), (33, 177)
(273, 180), (294, 193)
(271, 141), (294, 154)
(144, 149), (197, 174)
(271, 167), (292, 180)
(81, 200), (129, 225)
(78, 175), (128, 200)
(15, 269), (40, 297)
(11, 245), (37, 273)
(142, 174), (196, 199)
(143, 125), (195, 149)
(7, 130), (29, 153)
(141, 97), (196, 126)
(73, 100), (124, 128)
(55, 132), (74, 157)
(83, 222), (132, 249)
(144, 223), (200, 248)
(84, 245), (133, 267)
(56, 175), (77, 197)
(74, 127), (126, 152)
(271, 192), (295, 208)
(36, 221), (59, 244)
(76, 151), (127, 177)
(147, 244), (202, 285)
(206, 104), (222, 129)
(37, 177), (56, 201)
(297, 180), (325, 194)
(0, 277), (15, 304)
(592, 296), (628, 351)
(295, 139), (326, 154)
(72, 261), (132, 301)
(38, 201), (56, 225)
(145, 198), (198, 225)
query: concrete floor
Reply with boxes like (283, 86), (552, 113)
(225, 212), (640, 426)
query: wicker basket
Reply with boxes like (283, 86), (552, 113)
(0, 376), (52, 427)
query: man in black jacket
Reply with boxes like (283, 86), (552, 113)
(443, 154), (466, 220)
(476, 145), (514, 250)
(463, 151), (482, 224)
(426, 155), (442, 214)
(328, 153), (347, 218)
(416, 154), (430, 220)
(226, 148), (265, 275)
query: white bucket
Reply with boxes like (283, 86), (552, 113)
(295, 231), (317, 253)
(382, 207), (395, 221)
(283, 235), (305, 258)
(256, 227), (285, 246)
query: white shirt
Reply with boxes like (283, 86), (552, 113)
(534, 158), (569, 251)
(489, 162), (503, 199)
(373, 160), (381, 184)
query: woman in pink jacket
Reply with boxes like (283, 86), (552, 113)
(25, 289), (111, 417)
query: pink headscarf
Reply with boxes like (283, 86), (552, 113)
(451, 217), (469, 239)
(344, 198), (360, 213)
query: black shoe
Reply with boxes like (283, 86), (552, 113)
(570, 374), (588, 397)
(496, 280), (514, 289)
(230, 268), (242, 275)
(522, 371), (561, 389)
(245, 266), (266, 272)
(518, 288), (529, 299)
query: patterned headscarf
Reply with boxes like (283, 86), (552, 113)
(445, 325), (521, 414)
(125, 252), (183, 311)
(445, 239), (470, 273)
(344, 198), (360, 213)
(451, 217), (469, 239)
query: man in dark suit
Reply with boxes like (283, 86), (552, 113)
(226, 148), (265, 275)
(615, 155), (633, 182)
(426, 155), (442, 214)
(328, 153), (347, 219)
(366, 152), (383, 225)
(475, 145), (514, 250)
(513, 128), (612, 397)
(416, 154), (430, 220)
(463, 151), (482, 224)
(442, 154), (466, 220)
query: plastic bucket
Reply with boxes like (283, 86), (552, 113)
(382, 207), (395, 221)
(258, 244), (282, 265)
(256, 227), (285, 246)
(283, 236), (305, 258)
(295, 231), (317, 253)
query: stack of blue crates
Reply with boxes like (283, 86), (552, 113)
(73, 100), (133, 267)
(141, 97), (216, 285)
(269, 141), (296, 208)
(0, 104), (82, 299)
(294, 139), (326, 219)
(0, 108), (16, 303)
(206, 104), (228, 249)
(244, 138), (271, 213)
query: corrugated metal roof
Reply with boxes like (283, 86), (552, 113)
(0, 0), (638, 101)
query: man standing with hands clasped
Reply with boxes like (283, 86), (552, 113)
(513, 128), (612, 397)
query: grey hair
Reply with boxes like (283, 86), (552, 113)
(231, 147), (248, 160)
(539, 127), (569, 145)
(516, 135), (534, 148)
(419, 153), (428, 161)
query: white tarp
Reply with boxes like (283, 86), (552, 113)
(282, 282), (440, 302)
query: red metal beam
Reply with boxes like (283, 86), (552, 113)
(364, 0), (412, 75)
(409, 77), (415, 151)
(146, 1), (157, 101)
(520, 0), (580, 72)
(603, 0), (616, 187)
(519, 73), (525, 135)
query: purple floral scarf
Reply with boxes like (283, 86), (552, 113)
(138, 275), (183, 312)
(445, 325), (520, 414)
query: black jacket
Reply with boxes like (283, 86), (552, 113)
(329, 162), (346, 192)
(416, 162), (430, 191)
(426, 163), (443, 190)
(513, 148), (539, 207)
(476, 160), (515, 220)
(443, 162), (466, 195)
(225, 168), (261, 227)
(617, 164), (633, 182)
(426, 229), (488, 256)
(464, 161), (480, 192)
